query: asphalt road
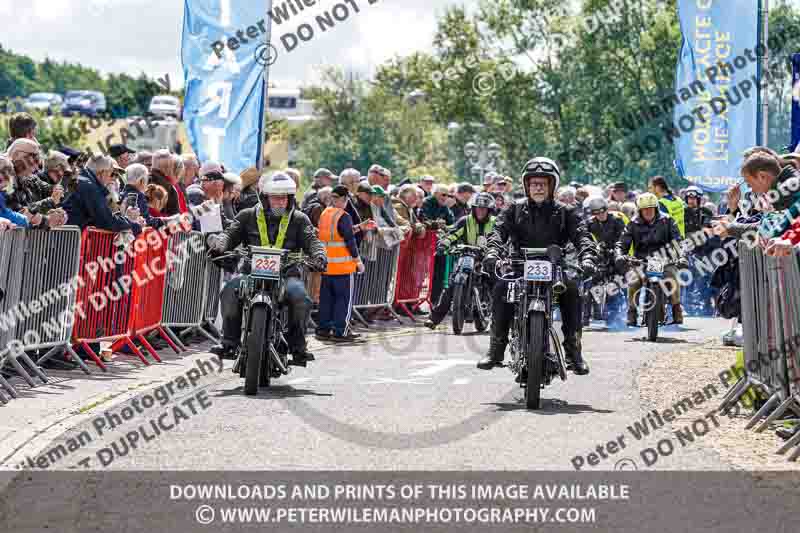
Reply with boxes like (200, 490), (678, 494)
(35, 316), (735, 471)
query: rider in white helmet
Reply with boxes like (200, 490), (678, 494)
(209, 171), (327, 365)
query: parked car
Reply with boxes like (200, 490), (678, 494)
(148, 95), (182, 119)
(23, 93), (63, 115)
(62, 90), (107, 117)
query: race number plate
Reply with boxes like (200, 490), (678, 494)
(646, 258), (665, 273)
(525, 260), (552, 281)
(251, 253), (281, 279)
(460, 256), (475, 270)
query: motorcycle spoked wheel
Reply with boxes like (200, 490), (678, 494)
(245, 305), (271, 395)
(525, 312), (547, 410)
(451, 282), (466, 335)
(645, 284), (662, 342)
(549, 328), (568, 381)
(473, 286), (490, 332)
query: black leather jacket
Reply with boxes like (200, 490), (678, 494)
(486, 198), (597, 264)
(616, 210), (682, 261)
(217, 206), (326, 273)
(587, 214), (625, 248)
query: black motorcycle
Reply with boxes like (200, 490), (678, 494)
(628, 256), (673, 342)
(583, 242), (620, 326)
(449, 244), (491, 335)
(215, 246), (304, 395)
(497, 245), (576, 410)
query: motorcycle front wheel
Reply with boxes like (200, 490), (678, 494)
(646, 284), (662, 342)
(526, 311), (547, 410)
(451, 282), (466, 335)
(245, 305), (271, 395)
(473, 286), (489, 332)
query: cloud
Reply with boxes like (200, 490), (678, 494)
(0, 0), (464, 90)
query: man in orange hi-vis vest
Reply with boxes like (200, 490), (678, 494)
(315, 185), (365, 343)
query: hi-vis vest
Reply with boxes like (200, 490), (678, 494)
(659, 196), (686, 238)
(318, 207), (357, 275)
(464, 215), (495, 246)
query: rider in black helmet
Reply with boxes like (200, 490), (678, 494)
(480, 157), (598, 375)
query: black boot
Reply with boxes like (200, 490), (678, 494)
(563, 337), (589, 375)
(210, 343), (238, 360)
(626, 306), (638, 327)
(477, 339), (506, 370)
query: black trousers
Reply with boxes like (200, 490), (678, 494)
(219, 275), (310, 353)
(430, 255), (448, 309)
(490, 277), (583, 353)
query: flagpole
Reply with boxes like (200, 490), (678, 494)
(757, 0), (769, 146)
(258, 5), (273, 171)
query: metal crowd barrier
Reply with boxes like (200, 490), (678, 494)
(393, 231), (437, 320)
(161, 231), (219, 347)
(0, 228), (30, 400)
(719, 243), (800, 461)
(201, 258), (223, 339)
(14, 226), (84, 375)
(350, 236), (403, 327)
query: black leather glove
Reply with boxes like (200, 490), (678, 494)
(677, 257), (690, 270)
(483, 255), (498, 278)
(580, 261), (596, 278)
(614, 256), (628, 275)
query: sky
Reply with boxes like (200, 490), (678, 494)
(0, 0), (465, 90)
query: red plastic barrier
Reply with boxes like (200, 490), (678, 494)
(110, 228), (182, 362)
(72, 227), (182, 370)
(72, 228), (135, 369)
(393, 231), (437, 319)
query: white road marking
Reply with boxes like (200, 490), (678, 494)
(408, 359), (476, 377)
(361, 378), (432, 385)
(287, 378), (313, 385)
(452, 378), (470, 385)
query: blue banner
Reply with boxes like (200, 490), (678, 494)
(673, 0), (759, 193)
(181, 0), (269, 173)
(792, 53), (800, 152)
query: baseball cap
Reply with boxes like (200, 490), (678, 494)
(457, 183), (475, 194)
(199, 161), (223, 178)
(109, 144), (136, 158)
(331, 185), (349, 197)
(371, 185), (387, 197)
(314, 168), (333, 179)
(357, 182), (374, 194)
(421, 175), (435, 183)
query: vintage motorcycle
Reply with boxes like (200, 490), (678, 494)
(214, 246), (307, 395)
(628, 256), (674, 342)
(497, 245), (579, 409)
(449, 244), (492, 335)
(583, 242), (624, 327)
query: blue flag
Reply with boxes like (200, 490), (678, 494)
(673, 0), (759, 193)
(181, 0), (269, 173)
(792, 53), (800, 152)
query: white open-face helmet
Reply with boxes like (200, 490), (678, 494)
(258, 171), (296, 196)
